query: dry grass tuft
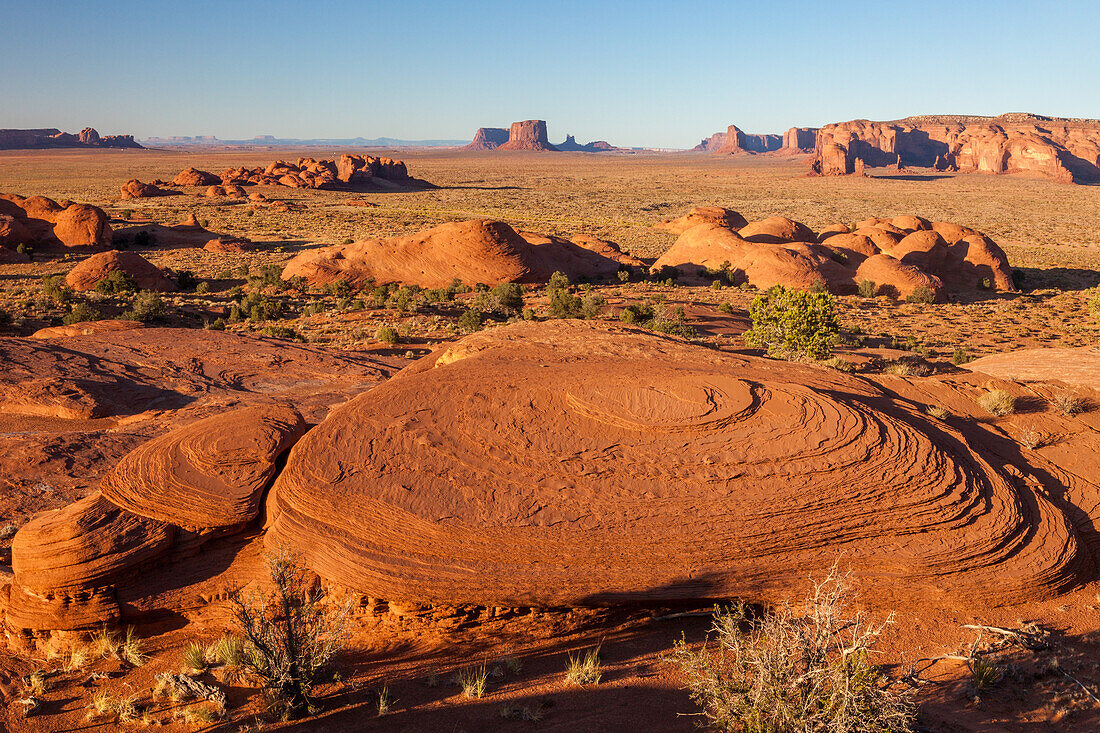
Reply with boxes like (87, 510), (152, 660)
(1049, 392), (1085, 416)
(455, 664), (488, 699)
(565, 645), (603, 686)
(978, 389), (1016, 416)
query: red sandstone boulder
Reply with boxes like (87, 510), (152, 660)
(0, 193), (111, 249)
(171, 168), (221, 187)
(738, 216), (816, 244)
(655, 207), (749, 235)
(120, 179), (175, 199)
(204, 237), (252, 253)
(65, 250), (178, 292)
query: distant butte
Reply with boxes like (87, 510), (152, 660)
(0, 127), (142, 150)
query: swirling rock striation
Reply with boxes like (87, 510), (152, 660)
(265, 321), (1084, 608)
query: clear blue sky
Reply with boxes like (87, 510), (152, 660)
(2, 0), (1097, 148)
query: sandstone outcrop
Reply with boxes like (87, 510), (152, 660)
(555, 135), (630, 153)
(651, 207), (1014, 298)
(694, 124), (817, 154)
(0, 194), (111, 250)
(462, 127), (510, 151)
(65, 250), (178, 292)
(691, 131), (728, 152)
(120, 179), (177, 199)
(171, 168), (221, 187)
(655, 206), (749, 235)
(783, 126), (818, 152)
(281, 219), (622, 288)
(716, 125), (782, 154)
(30, 320), (144, 340)
(167, 156), (430, 191)
(810, 113), (1100, 183)
(497, 120), (558, 151)
(0, 128), (142, 150)
(263, 320), (1088, 608)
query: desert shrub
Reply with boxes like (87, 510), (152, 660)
(133, 230), (155, 248)
(951, 347), (973, 365)
(260, 325), (303, 341)
(925, 405), (949, 419)
(41, 274), (72, 306)
(247, 265), (286, 291)
(16, 242), (32, 258)
(546, 271), (571, 293)
(195, 281), (211, 294)
(491, 282), (524, 315)
(446, 278), (471, 298)
(619, 302), (655, 325)
(184, 641), (208, 672)
(717, 301), (734, 314)
(857, 279), (878, 298)
(458, 308), (483, 332)
(617, 269), (630, 283)
(745, 285), (839, 361)
(820, 356), (854, 372)
(1049, 392), (1084, 416)
(123, 292), (166, 323)
(522, 307), (536, 321)
(242, 292), (284, 322)
(325, 279), (354, 298)
(905, 286), (936, 304)
(375, 326), (399, 345)
(1017, 425), (1048, 449)
(651, 265), (680, 282)
(0, 309), (11, 328)
(231, 547), (353, 718)
(977, 389), (1016, 416)
(580, 293), (606, 319)
(549, 288), (584, 318)
(175, 270), (198, 291)
(63, 302), (102, 325)
(386, 285), (421, 313)
(671, 567), (915, 733)
(207, 318), (226, 331)
(649, 305), (697, 338)
(95, 270), (138, 295)
(564, 646), (602, 686)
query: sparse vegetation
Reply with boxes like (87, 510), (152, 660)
(905, 286), (937, 304)
(122, 291), (166, 323)
(456, 664), (489, 699)
(375, 325), (399, 344)
(857, 279), (878, 298)
(231, 547), (353, 717)
(63, 302), (102, 325)
(1049, 392), (1084, 416)
(94, 269), (138, 295)
(457, 307), (483, 332)
(978, 389), (1016, 416)
(564, 645), (602, 686)
(671, 566), (915, 732)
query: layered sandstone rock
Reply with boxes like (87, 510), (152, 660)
(462, 127), (509, 151)
(0, 194), (111, 250)
(171, 167), (221, 187)
(651, 207), (1014, 298)
(173, 156), (428, 191)
(64, 250), (178, 292)
(497, 120), (558, 151)
(6, 405), (307, 633)
(120, 179), (177, 199)
(281, 219), (622, 288)
(783, 126), (818, 152)
(810, 113), (1100, 183)
(264, 320), (1085, 608)
(555, 135), (629, 153)
(655, 206), (749, 235)
(31, 320), (144, 340)
(691, 131), (727, 152)
(694, 124), (816, 154)
(0, 127), (142, 150)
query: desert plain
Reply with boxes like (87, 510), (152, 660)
(1, 145), (1099, 732)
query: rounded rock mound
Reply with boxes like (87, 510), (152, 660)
(655, 206), (749, 235)
(65, 250), (178, 292)
(265, 320), (1081, 608)
(281, 219), (621, 288)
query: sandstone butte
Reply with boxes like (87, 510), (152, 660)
(0, 127), (142, 150)
(4, 320), (1099, 637)
(693, 124), (819, 154)
(168, 155), (431, 192)
(64, 250), (178, 292)
(461, 127), (510, 151)
(652, 207), (1014, 300)
(0, 194), (112, 256)
(496, 120), (559, 151)
(809, 113), (1100, 183)
(280, 219), (623, 288)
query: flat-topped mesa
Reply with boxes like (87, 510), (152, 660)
(783, 126), (818, 152)
(0, 127), (142, 150)
(497, 120), (559, 151)
(556, 135), (630, 153)
(462, 127), (510, 151)
(810, 113), (1100, 183)
(280, 219), (623, 288)
(716, 125), (782, 154)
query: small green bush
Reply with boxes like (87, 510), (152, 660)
(375, 326), (399, 345)
(951, 347), (972, 365)
(41, 275), (72, 306)
(175, 270), (198, 291)
(132, 230), (155, 248)
(260, 325), (303, 341)
(63, 302), (102, 325)
(549, 288), (583, 319)
(546, 271), (571, 293)
(458, 308), (483, 332)
(905, 286), (936, 304)
(857, 279), (878, 298)
(123, 291), (166, 323)
(745, 285), (840, 361)
(620, 302), (655, 325)
(717, 302), (734, 314)
(95, 270), (138, 295)
(491, 282), (524, 315)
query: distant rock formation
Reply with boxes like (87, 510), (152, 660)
(462, 127), (510, 151)
(809, 113), (1100, 183)
(693, 125), (817, 154)
(497, 120), (559, 151)
(555, 135), (630, 153)
(166, 156), (431, 191)
(716, 125), (782, 154)
(0, 127), (142, 150)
